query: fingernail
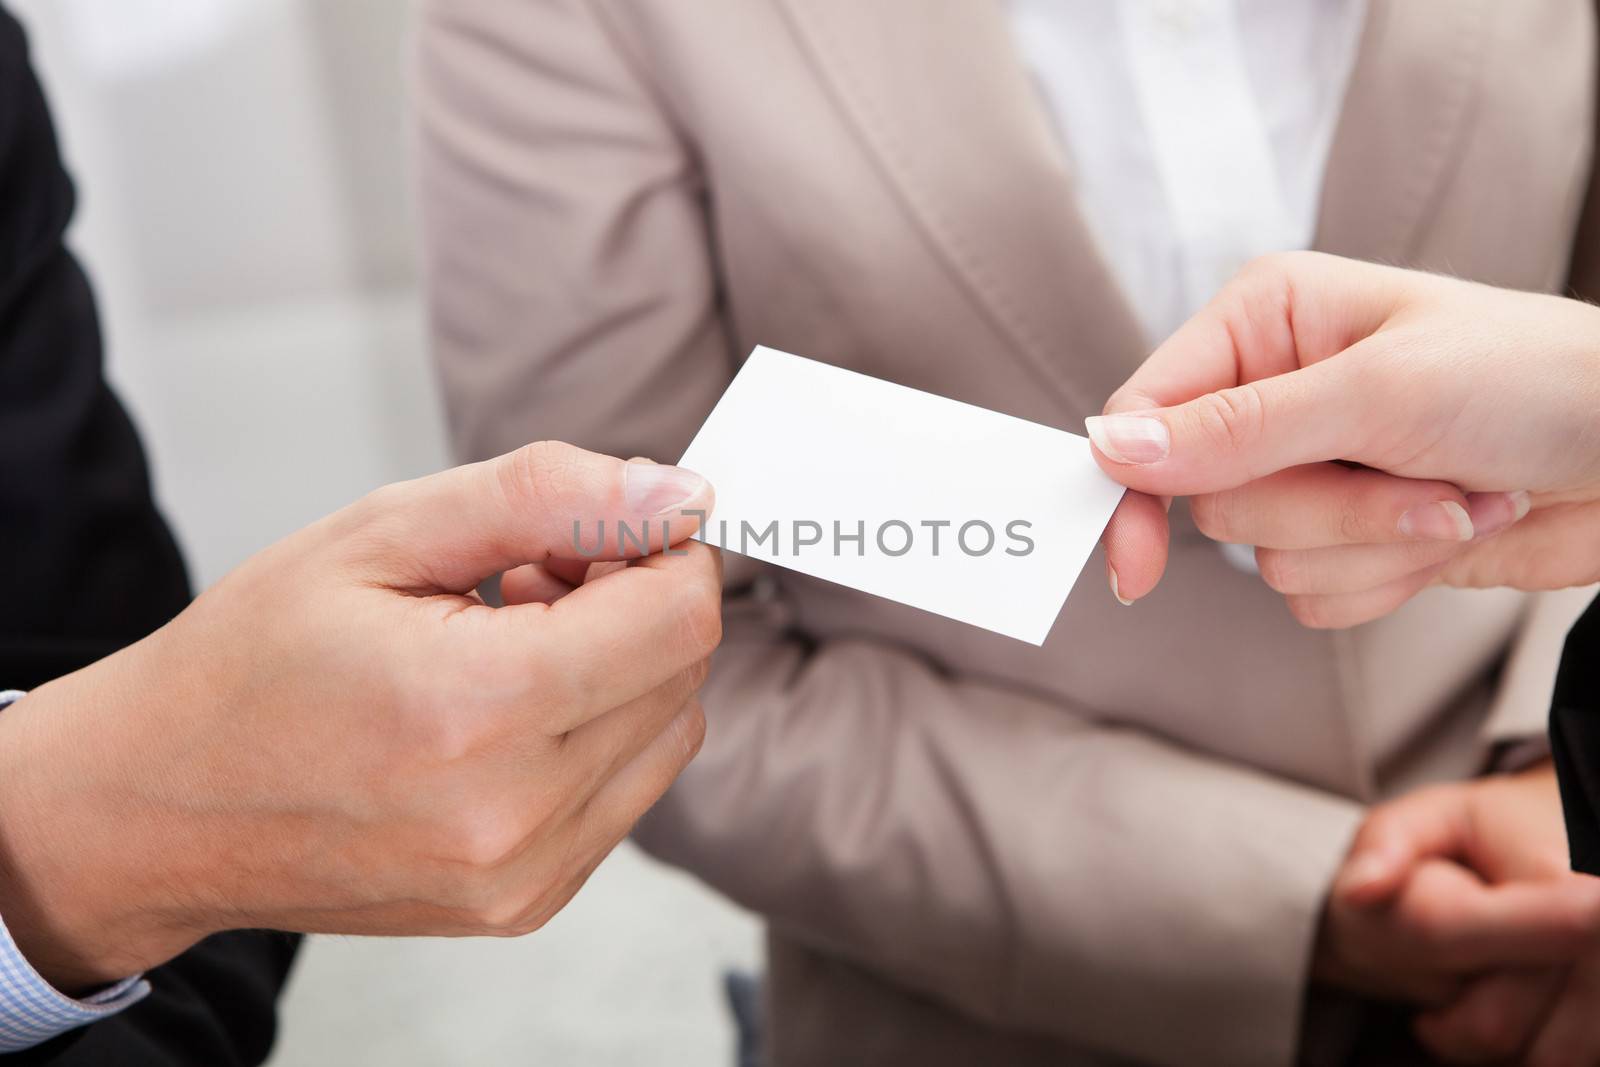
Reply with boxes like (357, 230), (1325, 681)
(1109, 566), (1135, 606)
(1467, 490), (1533, 539)
(1085, 415), (1170, 465)
(624, 464), (706, 514)
(1397, 500), (1473, 542)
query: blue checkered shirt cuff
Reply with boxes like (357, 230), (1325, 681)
(0, 690), (149, 1051)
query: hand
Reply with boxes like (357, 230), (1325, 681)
(1086, 252), (1600, 621)
(1313, 762), (1600, 1062)
(0, 442), (721, 993)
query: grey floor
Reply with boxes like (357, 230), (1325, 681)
(266, 842), (761, 1066)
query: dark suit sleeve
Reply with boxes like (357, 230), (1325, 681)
(0, 9), (188, 684)
(0, 7), (299, 1062)
(1552, 595), (1600, 876)
(8, 934), (300, 1067)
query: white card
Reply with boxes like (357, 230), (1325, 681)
(678, 347), (1126, 645)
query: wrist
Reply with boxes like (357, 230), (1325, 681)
(0, 649), (214, 991)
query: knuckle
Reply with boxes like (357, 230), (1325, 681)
(469, 886), (535, 936)
(353, 480), (410, 524)
(674, 567), (724, 659)
(340, 482), (415, 558)
(447, 854), (567, 936)
(1237, 250), (1305, 283)
(1287, 594), (1331, 629)
(499, 440), (585, 509)
(1190, 384), (1267, 462)
(441, 802), (531, 871)
(1188, 492), (1232, 541)
(1255, 548), (1298, 593)
(402, 689), (492, 764)
(1335, 491), (1372, 544)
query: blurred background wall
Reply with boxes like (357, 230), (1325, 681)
(8, 1), (759, 1062)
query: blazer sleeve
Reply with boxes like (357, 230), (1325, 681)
(416, 4), (1364, 1064)
(0, 8), (298, 1062)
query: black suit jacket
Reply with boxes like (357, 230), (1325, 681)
(1553, 595), (1600, 878)
(1, 8), (297, 1063)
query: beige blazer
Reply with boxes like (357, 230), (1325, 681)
(416, 2), (1600, 1064)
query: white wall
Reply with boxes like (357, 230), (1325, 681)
(13, 0), (442, 586)
(9, 2), (759, 1061)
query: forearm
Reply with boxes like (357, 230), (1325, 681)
(635, 599), (1363, 1067)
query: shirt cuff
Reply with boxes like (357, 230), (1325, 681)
(0, 690), (150, 1051)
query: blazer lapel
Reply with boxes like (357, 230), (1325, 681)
(775, 0), (1147, 419)
(1316, 0), (1493, 261)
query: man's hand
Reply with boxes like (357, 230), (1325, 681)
(0, 442), (721, 993)
(1087, 252), (1600, 618)
(1312, 763), (1600, 1062)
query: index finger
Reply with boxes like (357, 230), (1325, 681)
(1104, 251), (1407, 416)
(1094, 253), (1409, 602)
(491, 541), (723, 732)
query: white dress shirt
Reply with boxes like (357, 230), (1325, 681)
(1007, 0), (1367, 346)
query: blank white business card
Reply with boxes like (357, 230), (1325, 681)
(678, 347), (1126, 644)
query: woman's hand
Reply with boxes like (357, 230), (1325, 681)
(1089, 252), (1600, 621)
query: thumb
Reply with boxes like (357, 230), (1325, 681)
(1085, 355), (1370, 498)
(359, 440), (714, 593)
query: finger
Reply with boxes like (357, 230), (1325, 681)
(575, 698), (705, 859)
(1338, 786), (1473, 907)
(1526, 954), (1600, 1066)
(500, 564), (578, 606)
(556, 664), (709, 810)
(1105, 251), (1407, 416)
(1442, 498), (1600, 591)
(1088, 353), (1382, 498)
(1413, 969), (1562, 1064)
(1091, 254), (1421, 497)
(504, 699), (708, 934)
(1465, 490), (1531, 540)
(1284, 563), (1445, 629)
(496, 541), (722, 731)
(1257, 540), (1468, 596)
(1100, 491), (1169, 603)
(367, 441), (713, 593)
(1189, 464), (1478, 549)
(1420, 874), (1600, 970)
(478, 671), (707, 896)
